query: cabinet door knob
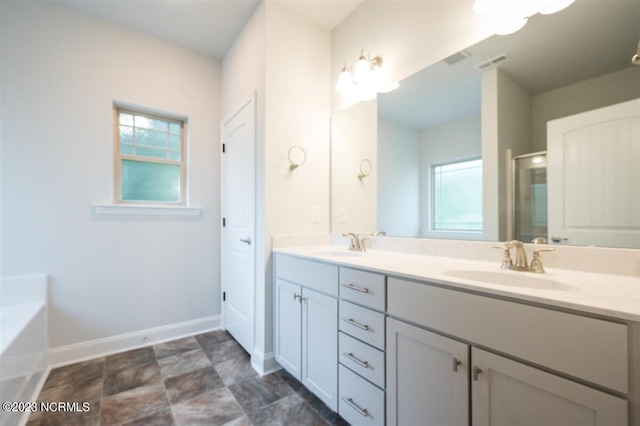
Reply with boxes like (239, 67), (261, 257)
(293, 294), (301, 302)
(453, 357), (462, 372)
(341, 397), (369, 417)
(472, 366), (482, 381)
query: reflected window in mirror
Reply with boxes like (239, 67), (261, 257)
(432, 158), (483, 233)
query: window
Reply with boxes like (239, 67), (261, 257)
(432, 158), (483, 231)
(114, 107), (185, 204)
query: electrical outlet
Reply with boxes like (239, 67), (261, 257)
(339, 208), (347, 223)
(311, 206), (320, 223)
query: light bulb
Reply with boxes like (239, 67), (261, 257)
(539, 0), (575, 15)
(496, 16), (528, 35)
(335, 69), (354, 94)
(353, 57), (372, 84)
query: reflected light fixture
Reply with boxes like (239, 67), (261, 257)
(473, 0), (575, 35)
(335, 49), (399, 101)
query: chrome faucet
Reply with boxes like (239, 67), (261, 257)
(494, 240), (555, 273)
(342, 233), (364, 252)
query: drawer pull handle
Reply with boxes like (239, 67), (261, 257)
(343, 352), (370, 369)
(473, 366), (482, 381)
(453, 357), (462, 372)
(342, 283), (369, 293)
(343, 318), (369, 331)
(341, 397), (369, 417)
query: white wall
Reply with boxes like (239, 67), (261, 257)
(531, 66), (640, 152)
(420, 114), (481, 237)
(1, 3), (221, 355)
(332, 100), (378, 234)
(378, 117), (420, 237)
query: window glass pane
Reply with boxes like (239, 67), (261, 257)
(119, 125), (133, 144)
(169, 135), (181, 151)
(169, 152), (181, 161)
(119, 113), (133, 126)
(433, 159), (483, 231)
(135, 128), (168, 149)
(135, 146), (167, 159)
(169, 122), (181, 134)
(120, 144), (133, 155)
(134, 115), (168, 132)
(121, 160), (180, 203)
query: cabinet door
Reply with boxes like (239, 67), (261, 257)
(302, 288), (338, 412)
(275, 279), (302, 380)
(472, 348), (628, 426)
(386, 318), (469, 426)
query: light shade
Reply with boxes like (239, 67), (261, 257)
(335, 49), (399, 102)
(474, 0), (576, 35)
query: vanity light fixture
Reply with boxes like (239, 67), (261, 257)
(473, 0), (575, 35)
(335, 49), (399, 101)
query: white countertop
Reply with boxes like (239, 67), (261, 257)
(274, 245), (640, 322)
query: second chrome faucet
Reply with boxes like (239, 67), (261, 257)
(342, 231), (386, 252)
(495, 240), (555, 273)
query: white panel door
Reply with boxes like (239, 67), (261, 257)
(302, 288), (338, 411)
(547, 98), (640, 248)
(274, 279), (302, 379)
(472, 348), (627, 426)
(386, 318), (469, 426)
(221, 95), (256, 353)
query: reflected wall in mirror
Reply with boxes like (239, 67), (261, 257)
(331, 0), (640, 248)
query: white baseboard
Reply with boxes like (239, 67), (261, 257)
(251, 349), (280, 376)
(48, 315), (220, 368)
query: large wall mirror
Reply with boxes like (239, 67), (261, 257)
(331, 0), (640, 248)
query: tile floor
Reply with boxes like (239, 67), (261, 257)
(27, 330), (348, 425)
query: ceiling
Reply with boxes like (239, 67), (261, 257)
(378, 0), (640, 129)
(55, 0), (365, 58)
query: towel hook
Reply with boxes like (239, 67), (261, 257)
(288, 145), (307, 170)
(358, 159), (372, 180)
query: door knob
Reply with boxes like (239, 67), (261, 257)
(551, 236), (568, 243)
(240, 237), (252, 245)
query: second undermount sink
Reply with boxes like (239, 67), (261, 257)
(313, 250), (365, 257)
(443, 269), (575, 291)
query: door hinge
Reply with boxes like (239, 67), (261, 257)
(222, 143), (226, 153)
(222, 217), (226, 227)
(223, 291), (226, 301)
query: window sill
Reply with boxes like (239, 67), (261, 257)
(93, 204), (202, 217)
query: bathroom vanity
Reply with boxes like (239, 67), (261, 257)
(273, 245), (639, 426)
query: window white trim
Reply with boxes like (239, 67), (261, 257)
(93, 204), (202, 216)
(113, 105), (187, 205)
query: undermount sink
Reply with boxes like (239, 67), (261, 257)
(443, 270), (575, 291)
(313, 250), (365, 257)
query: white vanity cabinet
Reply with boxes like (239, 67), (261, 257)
(387, 276), (629, 426)
(274, 255), (339, 411)
(386, 318), (469, 426)
(338, 267), (387, 426)
(471, 348), (627, 426)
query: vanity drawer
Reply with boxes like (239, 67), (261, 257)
(339, 267), (386, 311)
(339, 301), (385, 350)
(387, 277), (628, 393)
(339, 365), (384, 426)
(339, 332), (385, 388)
(275, 254), (338, 296)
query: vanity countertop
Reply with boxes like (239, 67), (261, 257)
(274, 245), (640, 322)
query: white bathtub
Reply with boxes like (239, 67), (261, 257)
(0, 275), (48, 426)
